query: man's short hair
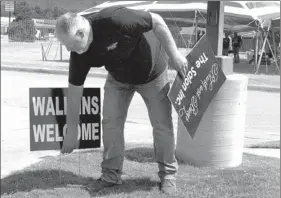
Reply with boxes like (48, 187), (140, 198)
(56, 12), (79, 35)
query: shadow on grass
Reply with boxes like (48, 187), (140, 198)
(247, 140), (280, 149)
(124, 146), (197, 166)
(125, 147), (155, 163)
(1, 169), (157, 197)
(124, 146), (195, 165)
(88, 177), (158, 197)
(1, 169), (91, 195)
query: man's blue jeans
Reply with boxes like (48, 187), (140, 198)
(100, 69), (178, 184)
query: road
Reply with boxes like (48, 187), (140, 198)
(1, 36), (70, 64)
(1, 71), (280, 178)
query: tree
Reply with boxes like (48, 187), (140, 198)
(13, 1), (67, 19)
(13, 1), (34, 20)
(34, 5), (45, 19)
(8, 19), (36, 42)
(53, 6), (67, 19)
(43, 8), (53, 19)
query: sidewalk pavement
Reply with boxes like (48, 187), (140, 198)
(243, 148), (280, 158)
(1, 60), (280, 93)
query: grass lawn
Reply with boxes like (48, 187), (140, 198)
(1, 144), (280, 198)
(247, 140), (280, 149)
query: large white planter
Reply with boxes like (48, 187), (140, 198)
(176, 74), (248, 167)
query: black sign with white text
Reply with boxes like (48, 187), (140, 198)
(29, 88), (101, 151)
(168, 35), (226, 138)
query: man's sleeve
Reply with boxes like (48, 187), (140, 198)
(111, 6), (153, 37)
(68, 52), (92, 86)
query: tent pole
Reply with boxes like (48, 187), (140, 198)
(190, 11), (197, 48)
(266, 37), (280, 73)
(255, 25), (270, 74)
(254, 29), (259, 71)
(195, 10), (198, 43)
(271, 22), (277, 58)
(255, 28), (262, 72)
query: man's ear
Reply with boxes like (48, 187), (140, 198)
(75, 29), (84, 39)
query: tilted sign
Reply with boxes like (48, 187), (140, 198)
(168, 35), (227, 138)
(29, 88), (101, 151)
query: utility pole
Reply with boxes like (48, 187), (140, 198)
(206, 1), (224, 56)
(5, 1), (15, 27)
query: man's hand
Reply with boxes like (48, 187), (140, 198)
(61, 129), (79, 154)
(150, 13), (188, 78)
(61, 83), (84, 154)
(169, 51), (189, 79)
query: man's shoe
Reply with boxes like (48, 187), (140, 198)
(86, 178), (117, 192)
(159, 179), (177, 195)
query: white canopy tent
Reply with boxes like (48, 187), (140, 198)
(78, 1), (280, 74)
(78, 1), (279, 30)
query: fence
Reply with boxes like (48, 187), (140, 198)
(1, 28), (70, 67)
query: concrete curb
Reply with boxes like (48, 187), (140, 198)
(247, 85), (280, 93)
(2, 65), (280, 93)
(1, 65), (107, 79)
(243, 148), (280, 159)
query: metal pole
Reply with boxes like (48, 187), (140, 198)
(271, 23), (277, 59)
(59, 153), (62, 185)
(266, 37), (280, 73)
(60, 43), (62, 61)
(79, 151), (81, 176)
(195, 10), (198, 43)
(8, 12), (11, 26)
(254, 29), (259, 70)
(255, 25), (271, 74)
